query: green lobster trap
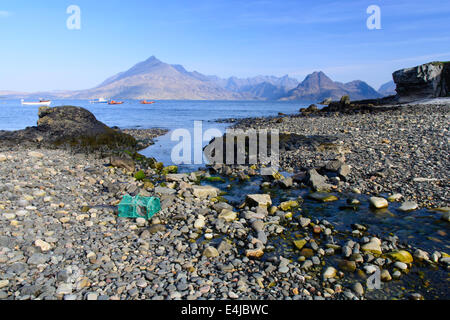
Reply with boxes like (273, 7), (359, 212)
(118, 195), (161, 220)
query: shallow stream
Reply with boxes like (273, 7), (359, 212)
(200, 174), (450, 299)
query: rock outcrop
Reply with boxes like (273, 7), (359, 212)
(0, 106), (137, 152)
(393, 62), (450, 101)
(319, 61), (450, 111)
(203, 131), (339, 166)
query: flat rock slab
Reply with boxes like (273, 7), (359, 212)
(370, 197), (389, 209)
(165, 174), (188, 182)
(192, 185), (220, 199)
(398, 201), (418, 212)
(246, 194), (272, 207)
(154, 186), (177, 195)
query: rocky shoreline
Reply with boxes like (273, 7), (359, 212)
(0, 103), (449, 301)
(229, 102), (449, 209)
(121, 128), (169, 150)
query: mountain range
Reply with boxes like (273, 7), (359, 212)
(378, 80), (396, 96)
(280, 71), (382, 101)
(1, 56), (390, 101)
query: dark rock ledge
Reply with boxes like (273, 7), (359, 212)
(0, 106), (138, 153)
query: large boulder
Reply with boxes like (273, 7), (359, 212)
(192, 185), (220, 199)
(393, 61), (450, 101)
(0, 106), (137, 152)
(204, 132), (339, 166)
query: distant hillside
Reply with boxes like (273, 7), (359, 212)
(0, 90), (74, 100)
(0, 91), (28, 99)
(378, 80), (396, 96)
(280, 71), (382, 101)
(223, 75), (298, 92)
(220, 75), (298, 100)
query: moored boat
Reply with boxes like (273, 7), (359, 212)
(21, 99), (52, 106)
(140, 100), (155, 104)
(89, 97), (108, 104)
(108, 100), (124, 105)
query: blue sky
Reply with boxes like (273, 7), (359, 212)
(1, 0), (450, 92)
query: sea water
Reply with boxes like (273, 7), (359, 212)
(0, 99), (306, 168)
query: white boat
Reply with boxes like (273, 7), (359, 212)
(21, 99), (52, 106)
(89, 97), (108, 104)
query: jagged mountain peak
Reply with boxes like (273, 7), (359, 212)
(281, 71), (381, 101)
(97, 55), (169, 87)
(122, 56), (167, 75)
(300, 71), (335, 90)
(303, 71), (332, 82)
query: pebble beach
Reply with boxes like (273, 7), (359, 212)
(232, 102), (449, 208)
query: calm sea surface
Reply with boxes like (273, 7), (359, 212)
(0, 99), (307, 166)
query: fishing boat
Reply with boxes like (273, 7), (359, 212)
(21, 99), (52, 106)
(89, 97), (108, 104)
(140, 100), (155, 104)
(108, 100), (124, 105)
